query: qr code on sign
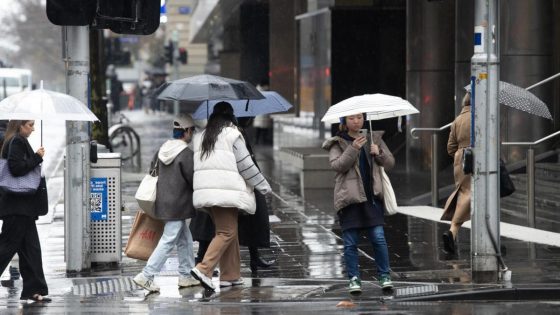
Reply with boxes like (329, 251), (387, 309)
(90, 193), (102, 213)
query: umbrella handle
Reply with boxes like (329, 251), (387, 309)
(368, 120), (374, 143)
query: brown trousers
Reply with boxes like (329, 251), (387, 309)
(195, 207), (240, 281)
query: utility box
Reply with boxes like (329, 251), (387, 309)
(90, 153), (122, 263)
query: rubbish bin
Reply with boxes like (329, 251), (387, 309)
(90, 153), (122, 263)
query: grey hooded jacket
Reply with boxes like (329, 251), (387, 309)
(322, 131), (394, 212)
(153, 139), (195, 221)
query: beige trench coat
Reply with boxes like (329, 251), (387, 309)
(441, 105), (472, 223)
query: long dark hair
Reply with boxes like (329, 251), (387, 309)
(1, 120), (30, 156)
(200, 101), (236, 160)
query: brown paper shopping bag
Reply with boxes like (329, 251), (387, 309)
(125, 211), (164, 261)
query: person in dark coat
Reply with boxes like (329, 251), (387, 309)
(189, 116), (275, 274)
(0, 120), (50, 302)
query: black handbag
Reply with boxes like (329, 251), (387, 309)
(499, 159), (515, 198)
(35, 177), (49, 216)
(462, 147), (473, 175)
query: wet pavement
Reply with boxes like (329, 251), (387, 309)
(1, 110), (559, 314)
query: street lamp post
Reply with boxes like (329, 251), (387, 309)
(470, 0), (500, 283)
(63, 25), (91, 273)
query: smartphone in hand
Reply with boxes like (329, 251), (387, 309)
(358, 129), (368, 138)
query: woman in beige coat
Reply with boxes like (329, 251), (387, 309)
(441, 92), (472, 254)
(322, 113), (395, 294)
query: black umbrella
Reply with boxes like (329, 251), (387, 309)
(157, 74), (264, 102)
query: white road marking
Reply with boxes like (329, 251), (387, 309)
(398, 206), (560, 247)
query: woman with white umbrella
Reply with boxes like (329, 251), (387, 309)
(0, 120), (50, 303)
(322, 113), (394, 294)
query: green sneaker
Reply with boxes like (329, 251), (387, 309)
(379, 275), (393, 289)
(348, 276), (362, 294)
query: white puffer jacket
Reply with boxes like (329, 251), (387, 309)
(192, 126), (256, 214)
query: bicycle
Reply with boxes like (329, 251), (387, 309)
(108, 113), (141, 171)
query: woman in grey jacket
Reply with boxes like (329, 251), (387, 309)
(322, 113), (394, 294)
(133, 114), (199, 293)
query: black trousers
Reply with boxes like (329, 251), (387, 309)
(0, 215), (48, 299)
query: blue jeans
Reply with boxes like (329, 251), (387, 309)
(342, 225), (390, 279)
(143, 220), (195, 279)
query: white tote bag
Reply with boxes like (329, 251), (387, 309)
(135, 160), (158, 218)
(380, 167), (398, 216)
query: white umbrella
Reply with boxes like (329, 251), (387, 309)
(0, 88), (99, 121)
(0, 82), (99, 144)
(321, 94), (419, 141)
(321, 94), (419, 123)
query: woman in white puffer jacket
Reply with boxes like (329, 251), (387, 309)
(190, 102), (271, 291)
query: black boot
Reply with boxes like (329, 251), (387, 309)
(442, 231), (456, 254)
(9, 266), (20, 280)
(195, 241), (210, 265)
(249, 247), (276, 273)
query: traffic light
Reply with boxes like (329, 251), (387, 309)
(105, 38), (131, 66)
(164, 41), (174, 65)
(178, 48), (188, 65)
(47, 0), (160, 35)
(94, 0), (160, 35)
(46, 0), (96, 25)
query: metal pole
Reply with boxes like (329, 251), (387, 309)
(471, 0), (500, 283)
(172, 30), (179, 115)
(2, 79), (6, 99)
(431, 133), (439, 206)
(527, 147), (536, 228)
(63, 25), (91, 273)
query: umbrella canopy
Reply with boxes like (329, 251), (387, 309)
(321, 94), (419, 124)
(464, 81), (552, 120)
(157, 74), (264, 102)
(191, 91), (293, 120)
(0, 88), (99, 121)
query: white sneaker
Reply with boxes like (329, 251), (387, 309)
(133, 273), (160, 292)
(190, 267), (215, 291)
(219, 278), (244, 288)
(178, 275), (200, 288)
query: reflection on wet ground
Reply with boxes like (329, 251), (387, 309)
(92, 115), (560, 288)
(258, 148), (560, 285)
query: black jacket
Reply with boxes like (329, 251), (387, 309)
(0, 135), (46, 218)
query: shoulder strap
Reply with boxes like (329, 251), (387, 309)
(149, 151), (159, 176)
(150, 159), (159, 176)
(6, 136), (17, 157)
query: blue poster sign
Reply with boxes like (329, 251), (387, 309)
(90, 177), (108, 221)
(178, 6), (191, 14)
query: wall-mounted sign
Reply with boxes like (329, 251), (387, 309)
(90, 177), (108, 221)
(178, 6), (191, 15)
